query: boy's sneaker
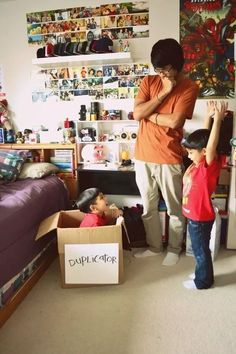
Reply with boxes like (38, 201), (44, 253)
(183, 279), (197, 290)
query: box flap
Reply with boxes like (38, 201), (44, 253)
(35, 212), (61, 240)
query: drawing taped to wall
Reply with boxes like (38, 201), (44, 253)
(180, 0), (235, 99)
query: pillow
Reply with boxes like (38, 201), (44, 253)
(19, 162), (59, 179)
(0, 149), (28, 182)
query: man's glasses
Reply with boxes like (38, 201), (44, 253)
(154, 66), (172, 75)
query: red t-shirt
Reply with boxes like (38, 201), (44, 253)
(80, 213), (108, 227)
(182, 156), (223, 221)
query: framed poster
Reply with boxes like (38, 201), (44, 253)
(180, 0), (235, 98)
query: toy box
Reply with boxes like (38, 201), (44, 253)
(36, 210), (124, 288)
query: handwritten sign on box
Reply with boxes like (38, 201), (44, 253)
(64, 243), (119, 284)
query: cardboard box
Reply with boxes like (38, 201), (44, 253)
(186, 209), (221, 261)
(36, 210), (124, 288)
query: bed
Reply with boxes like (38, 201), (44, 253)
(0, 149), (69, 327)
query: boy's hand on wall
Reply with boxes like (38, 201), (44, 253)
(214, 101), (228, 122)
(206, 100), (216, 118)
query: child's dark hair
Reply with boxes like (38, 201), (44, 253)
(182, 129), (210, 150)
(75, 187), (100, 213)
(151, 38), (184, 72)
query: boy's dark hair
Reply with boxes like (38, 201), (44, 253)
(182, 129), (210, 150)
(76, 187), (100, 213)
(151, 38), (184, 72)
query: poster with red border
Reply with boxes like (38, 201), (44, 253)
(180, 0), (235, 98)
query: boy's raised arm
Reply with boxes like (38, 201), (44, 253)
(205, 101), (228, 165)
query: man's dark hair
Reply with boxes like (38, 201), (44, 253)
(182, 129), (210, 150)
(75, 187), (100, 213)
(151, 38), (184, 72)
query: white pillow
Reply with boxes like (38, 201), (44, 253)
(19, 162), (59, 179)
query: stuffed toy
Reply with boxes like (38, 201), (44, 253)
(81, 144), (107, 163)
(16, 131), (25, 144)
(0, 99), (13, 130)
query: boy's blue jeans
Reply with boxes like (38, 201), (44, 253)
(188, 219), (214, 289)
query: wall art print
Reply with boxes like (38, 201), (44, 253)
(31, 62), (150, 102)
(26, 2), (149, 47)
(180, 0), (235, 98)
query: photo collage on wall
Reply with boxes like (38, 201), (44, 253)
(26, 2), (149, 47)
(31, 62), (150, 102)
(180, 0), (235, 98)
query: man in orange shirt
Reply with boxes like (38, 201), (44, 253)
(133, 38), (199, 266)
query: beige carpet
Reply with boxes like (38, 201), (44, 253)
(0, 248), (236, 354)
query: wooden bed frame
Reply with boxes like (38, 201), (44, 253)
(0, 246), (57, 328)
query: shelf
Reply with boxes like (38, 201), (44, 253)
(78, 140), (136, 144)
(32, 52), (132, 68)
(78, 119), (136, 124)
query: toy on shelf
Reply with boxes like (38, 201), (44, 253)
(23, 129), (33, 143)
(16, 131), (25, 144)
(0, 99), (13, 130)
(81, 144), (108, 163)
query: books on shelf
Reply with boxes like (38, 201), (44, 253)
(50, 149), (74, 172)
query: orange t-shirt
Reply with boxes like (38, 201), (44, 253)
(134, 75), (199, 164)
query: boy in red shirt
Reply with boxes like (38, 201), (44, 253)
(77, 188), (122, 227)
(182, 101), (228, 290)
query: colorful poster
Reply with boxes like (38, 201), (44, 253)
(180, 0), (235, 98)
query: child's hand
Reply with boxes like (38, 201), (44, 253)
(206, 100), (216, 118)
(213, 101), (228, 122)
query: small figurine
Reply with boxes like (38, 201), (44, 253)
(23, 128), (33, 143)
(16, 131), (25, 144)
(64, 128), (76, 144)
(118, 39), (124, 52)
(68, 129), (76, 143)
(123, 39), (130, 52)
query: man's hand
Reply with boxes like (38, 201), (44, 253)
(159, 77), (176, 99)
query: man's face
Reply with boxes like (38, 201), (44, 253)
(154, 65), (176, 79)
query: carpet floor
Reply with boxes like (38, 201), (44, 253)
(0, 248), (236, 354)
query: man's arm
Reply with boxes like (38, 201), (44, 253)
(133, 76), (176, 121)
(206, 101), (228, 165)
(133, 76), (194, 129)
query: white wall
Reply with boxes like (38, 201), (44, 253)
(1, 0), (235, 132)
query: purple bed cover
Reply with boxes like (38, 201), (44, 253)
(0, 175), (69, 288)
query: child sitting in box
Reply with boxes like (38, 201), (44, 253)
(76, 188), (123, 228)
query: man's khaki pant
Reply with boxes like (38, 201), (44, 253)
(135, 160), (185, 254)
